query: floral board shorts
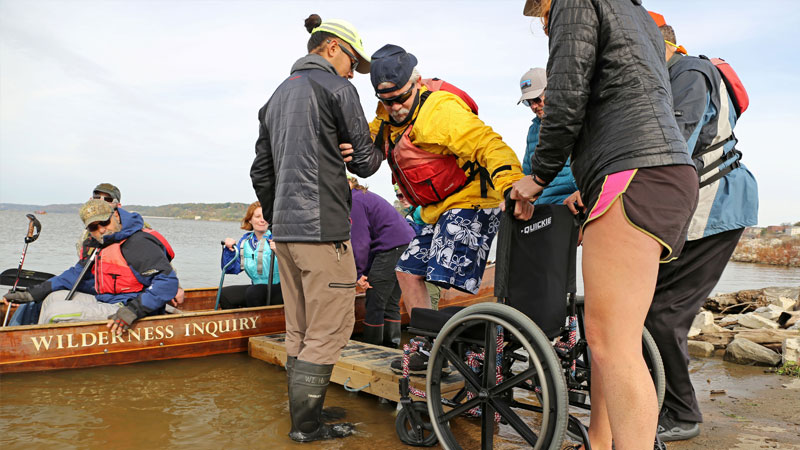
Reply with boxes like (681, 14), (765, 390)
(396, 207), (501, 294)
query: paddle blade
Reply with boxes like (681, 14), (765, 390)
(0, 269), (56, 288)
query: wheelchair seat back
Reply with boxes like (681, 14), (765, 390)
(495, 204), (579, 339)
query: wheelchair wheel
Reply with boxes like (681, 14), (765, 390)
(396, 401), (439, 447)
(642, 326), (666, 410)
(426, 303), (568, 450)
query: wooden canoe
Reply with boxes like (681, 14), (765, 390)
(0, 265), (496, 374)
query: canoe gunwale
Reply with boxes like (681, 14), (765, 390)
(1, 264), (496, 373)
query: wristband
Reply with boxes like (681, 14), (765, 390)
(531, 174), (548, 187)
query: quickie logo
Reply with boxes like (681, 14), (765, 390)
(520, 216), (552, 234)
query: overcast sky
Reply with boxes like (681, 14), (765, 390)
(1, 0), (797, 226)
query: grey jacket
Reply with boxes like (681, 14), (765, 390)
(251, 54), (383, 242)
(531, 0), (693, 195)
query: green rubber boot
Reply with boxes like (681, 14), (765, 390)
(288, 360), (354, 442)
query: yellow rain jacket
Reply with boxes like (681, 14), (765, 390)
(369, 86), (524, 224)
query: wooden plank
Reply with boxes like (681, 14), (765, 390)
(249, 334), (465, 402)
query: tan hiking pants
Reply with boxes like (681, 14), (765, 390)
(274, 241), (356, 365)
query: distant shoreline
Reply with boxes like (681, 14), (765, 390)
(1, 202), (248, 222)
(733, 236), (800, 267)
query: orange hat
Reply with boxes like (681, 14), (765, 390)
(648, 11), (666, 27)
(648, 11), (688, 55)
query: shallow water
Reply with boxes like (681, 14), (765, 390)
(0, 353), (405, 450)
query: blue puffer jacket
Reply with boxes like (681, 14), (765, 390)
(523, 116), (579, 205)
(221, 231), (280, 284)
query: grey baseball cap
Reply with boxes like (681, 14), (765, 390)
(518, 68), (547, 104)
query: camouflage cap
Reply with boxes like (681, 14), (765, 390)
(79, 199), (115, 229)
(93, 183), (121, 203)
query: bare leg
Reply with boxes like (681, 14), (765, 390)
(396, 271), (431, 314)
(582, 200), (661, 450)
(587, 370), (613, 450)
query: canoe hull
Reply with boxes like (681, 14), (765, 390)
(0, 265), (496, 373)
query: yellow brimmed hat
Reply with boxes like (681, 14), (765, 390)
(312, 19), (370, 74)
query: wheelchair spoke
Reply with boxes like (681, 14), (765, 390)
(490, 397), (540, 446)
(481, 403), (495, 450)
(483, 325), (497, 390)
(440, 346), (483, 392)
(440, 396), (482, 422)
(490, 366), (541, 397)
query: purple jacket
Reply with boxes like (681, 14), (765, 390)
(350, 188), (415, 278)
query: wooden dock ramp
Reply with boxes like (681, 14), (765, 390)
(249, 334), (464, 402)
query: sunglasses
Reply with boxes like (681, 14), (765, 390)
(329, 39), (358, 73)
(93, 194), (115, 203)
(87, 218), (112, 232)
(396, 193), (405, 199)
(377, 84), (415, 106)
(522, 96), (544, 107)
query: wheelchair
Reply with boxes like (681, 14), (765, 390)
(394, 204), (665, 449)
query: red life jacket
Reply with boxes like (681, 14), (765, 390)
(93, 229), (175, 295)
(144, 229), (175, 261)
(700, 55), (749, 117)
(377, 78), (489, 207)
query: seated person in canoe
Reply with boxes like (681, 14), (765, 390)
(2, 199), (179, 335)
(218, 201), (282, 308)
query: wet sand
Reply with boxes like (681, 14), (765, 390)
(660, 358), (800, 450)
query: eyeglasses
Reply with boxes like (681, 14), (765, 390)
(377, 84), (415, 106)
(87, 218), (112, 232)
(522, 96), (544, 107)
(93, 194), (115, 203)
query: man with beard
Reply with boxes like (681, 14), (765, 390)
(1, 199), (178, 334)
(364, 44), (527, 374)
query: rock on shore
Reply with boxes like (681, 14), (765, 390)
(688, 286), (800, 366)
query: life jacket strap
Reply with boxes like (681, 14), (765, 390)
(699, 149), (742, 189)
